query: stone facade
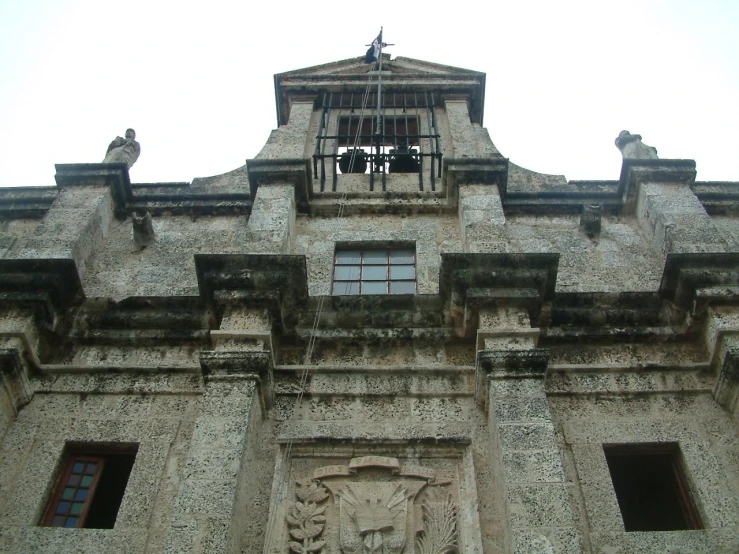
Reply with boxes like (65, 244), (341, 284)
(0, 56), (738, 553)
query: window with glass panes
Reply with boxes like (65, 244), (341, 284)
(42, 449), (137, 529)
(332, 248), (416, 295)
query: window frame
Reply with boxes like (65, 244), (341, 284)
(603, 442), (704, 532)
(41, 443), (138, 530)
(42, 454), (106, 528)
(332, 247), (417, 296)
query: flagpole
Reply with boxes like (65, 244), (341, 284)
(375, 26), (383, 135)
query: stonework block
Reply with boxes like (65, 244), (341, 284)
(502, 449), (565, 484)
(506, 483), (575, 527)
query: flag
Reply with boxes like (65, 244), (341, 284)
(365, 30), (385, 64)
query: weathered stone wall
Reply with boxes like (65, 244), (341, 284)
(550, 389), (739, 553)
(295, 213), (462, 296)
(0, 376), (202, 553)
(0, 56), (738, 554)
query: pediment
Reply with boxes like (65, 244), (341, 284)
(274, 55), (486, 126)
(276, 55), (483, 78)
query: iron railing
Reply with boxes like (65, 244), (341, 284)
(313, 91), (442, 192)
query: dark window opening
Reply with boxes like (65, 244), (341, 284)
(332, 247), (416, 295)
(336, 116), (420, 175)
(604, 444), (703, 532)
(313, 91), (442, 192)
(42, 445), (138, 529)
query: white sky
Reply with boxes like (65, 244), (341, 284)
(0, 0), (737, 187)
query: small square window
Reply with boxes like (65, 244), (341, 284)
(604, 443), (703, 532)
(42, 445), (138, 529)
(332, 247), (416, 295)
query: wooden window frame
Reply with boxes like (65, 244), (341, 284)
(42, 455), (105, 528)
(332, 247), (417, 296)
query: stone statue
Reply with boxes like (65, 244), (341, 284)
(102, 128), (141, 168)
(615, 130), (658, 160)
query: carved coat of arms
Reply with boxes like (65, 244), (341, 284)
(287, 456), (458, 554)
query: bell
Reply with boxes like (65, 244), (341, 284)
(388, 145), (419, 173)
(338, 149), (368, 174)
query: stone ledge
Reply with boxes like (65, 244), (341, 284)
(54, 164), (253, 217)
(439, 253), (559, 336)
(195, 254), (308, 335)
(659, 252), (739, 313)
(619, 158), (697, 212)
(200, 350), (274, 411)
(245, 158), (312, 212)
(0, 258), (84, 324)
(444, 157), (509, 203)
(475, 349), (550, 410)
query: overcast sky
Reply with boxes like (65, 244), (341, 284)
(0, 0), (737, 188)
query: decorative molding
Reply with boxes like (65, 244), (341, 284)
(475, 349), (550, 409)
(194, 254), (308, 335)
(199, 350), (274, 411)
(439, 253), (559, 336)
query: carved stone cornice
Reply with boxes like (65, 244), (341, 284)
(0, 258), (84, 325)
(199, 350), (274, 411)
(439, 253), (559, 336)
(475, 349), (550, 409)
(194, 254), (308, 335)
(444, 157), (508, 204)
(55, 163), (253, 217)
(245, 158), (312, 212)
(618, 158), (697, 212)
(660, 252), (739, 314)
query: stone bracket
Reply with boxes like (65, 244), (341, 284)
(475, 349), (550, 410)
(439, 253), (559, 337)
(195, 254), (308, 336)
(0, 348), (33, 413)
(618, 159), (697, 212)
(714, 344), (739, 417)
(659, 253), (739, 314)
(0, 258), (84, 325)
(199, 350), (274, 412)
(246, 158), (312, 212)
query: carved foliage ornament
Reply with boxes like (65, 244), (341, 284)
(287, 479), (330, 554)
(286, 456), (458, 554)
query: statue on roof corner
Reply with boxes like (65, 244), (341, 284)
(615, 130), (658, 160)
(103, 128), (140, 169)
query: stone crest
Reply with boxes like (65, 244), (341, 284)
(286, 456), (458, 554)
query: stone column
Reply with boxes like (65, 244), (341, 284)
(624, 160), (732, 255)
(165, 350), (271, 554)
(16, 183), (114, 279)
(476, 308), (581, 553)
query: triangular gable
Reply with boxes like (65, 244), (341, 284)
(274, 56), (486, 126)
(276, 56), (483, 78)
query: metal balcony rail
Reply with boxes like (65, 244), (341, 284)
(313, 91), (442, 192)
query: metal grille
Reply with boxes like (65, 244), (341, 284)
(313, 92), (442, 192)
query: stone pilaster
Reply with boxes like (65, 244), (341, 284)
(459, 184), (506, 253)
(622, 159), (732, 255)
(245, 184), (296, 254)
(17, 169), (115, 279)
(165, 351), (271, 554)
(476, 308), (581, 553)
